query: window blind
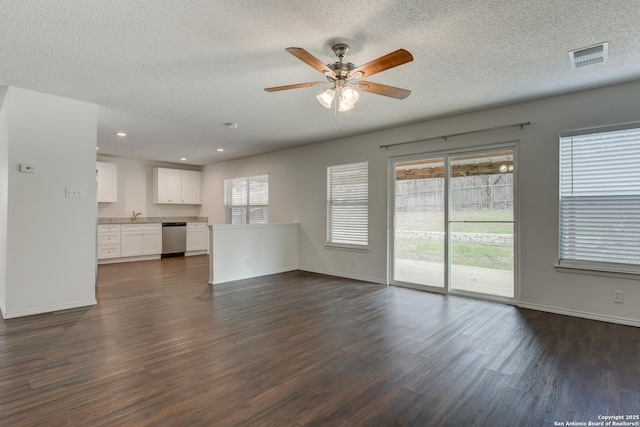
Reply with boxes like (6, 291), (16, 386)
(327, 161), (368, 246)
(224, 174), (268, 224)
(559, 125), (640, 270)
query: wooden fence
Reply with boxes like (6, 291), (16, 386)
(395, 174), (513, 211)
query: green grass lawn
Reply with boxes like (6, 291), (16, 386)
(395, 209), (514, 271)
(396, 209), (513, 234)
(395, 238), (514, 271)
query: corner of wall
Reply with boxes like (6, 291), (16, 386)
(5, 86), (97, 317)
(0, 85), (9, 312)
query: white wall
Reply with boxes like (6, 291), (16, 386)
(210, 224), (299, 284)
(96, 155), (202, 218)
(0, 87), (9, 313)
(200, 149), (301, 225)
(200, 79), (640, 326)
(1, 87), (98, 318)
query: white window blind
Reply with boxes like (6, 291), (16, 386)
(224, 174), (268, 224)
(327, 161), (368, 247)
(559, 125), (640, 272)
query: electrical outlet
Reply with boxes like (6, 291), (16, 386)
(350, 259), (355, 267)
(19, 163), (35, 173)
(613, 290), (624, 304)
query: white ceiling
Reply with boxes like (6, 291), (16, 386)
(2, 1), (640, 166)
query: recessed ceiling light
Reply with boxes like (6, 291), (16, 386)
(96, 147), (100, 150)
(115, 132), (127, 137)
(217, 148), (224, 152)
(180, 157), (187, 161)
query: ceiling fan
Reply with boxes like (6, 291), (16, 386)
(264, 44), (413, 111)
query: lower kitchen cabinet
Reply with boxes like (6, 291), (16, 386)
(186, 222), (208, 252)
(97, 224), (121, 259)
(97, 244), (121, 259)
(120, 224), (162, 257)
(98, 219), (206, 264)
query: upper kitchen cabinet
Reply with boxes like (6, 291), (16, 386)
(153, 167), (202, 204)
(96, 161), (117, 202)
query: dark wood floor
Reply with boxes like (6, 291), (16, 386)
(0, 255), (638, 426)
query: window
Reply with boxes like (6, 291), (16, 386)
(327, 161), (368, 248)
(559, 124), (640, 272)
(224, 174), (268, 224)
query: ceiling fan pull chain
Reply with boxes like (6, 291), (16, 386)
(334, 98), (342, 130)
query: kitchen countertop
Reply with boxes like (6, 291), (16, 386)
(98, 216), (208, 224)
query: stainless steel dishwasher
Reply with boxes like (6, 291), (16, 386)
(161, 222), (186, 258)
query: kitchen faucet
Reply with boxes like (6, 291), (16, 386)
(131, 211), (142, 221)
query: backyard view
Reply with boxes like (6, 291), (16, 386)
(394, 151), (514, 298)
(396, 210), (513, 271)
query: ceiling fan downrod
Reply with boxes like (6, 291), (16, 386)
(328, 44), (356, 80)
(332, 43), (349, 60)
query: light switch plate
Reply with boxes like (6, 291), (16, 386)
(65, 188), (84, 199)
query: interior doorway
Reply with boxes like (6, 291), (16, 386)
(391, 146), (516, 300)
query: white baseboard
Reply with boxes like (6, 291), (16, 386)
(185, 250), (207, 256)
(299, 267), (386, 285)
(0, 296), (7, 319)
(518, 302), (640, 328)
(98, 254), (161, 264)
(1, 299), (97, 319)
(99, 252), (208, 264)
(212, 265), (298, 285)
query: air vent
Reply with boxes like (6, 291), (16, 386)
(569, 42), (608, 68)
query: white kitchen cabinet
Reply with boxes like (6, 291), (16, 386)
(97, 224), (121, 233)
(120, 224), (162, 257)
(181, 170), (202, 204)
(120, 226), (143, 257)
(186, 222), (208, 251)
(97, 230), (120, 246)
(97, 224), (121, 259)
(97, 244), (121, 259)
(153, 168), (202, 204)
(96, 162), (117, 202)
(142, 225), (163, 255)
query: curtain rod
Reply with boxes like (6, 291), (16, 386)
(379, 121), (532, 149)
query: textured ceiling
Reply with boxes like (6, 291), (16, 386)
(2, 0), (640, 165)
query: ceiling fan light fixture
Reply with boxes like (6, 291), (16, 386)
(317, 88), (336, 109)
(265, 45), (413, 111)
(338, 87), (359, 111)
(338, 101), (355, 112)
(342, 87), (357, 101)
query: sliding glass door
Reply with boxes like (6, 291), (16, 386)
(393, 157), (446, 290)
(391, 147), (516, 300)
(449, 150), (514, 298)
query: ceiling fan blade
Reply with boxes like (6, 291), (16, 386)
(285, 47), (336, 78)
(350, 49), (413, 79)
(354, 81), (411, 99)
(264, 81), (327, 92)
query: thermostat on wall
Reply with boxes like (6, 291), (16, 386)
(20, 163), (35, 173)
